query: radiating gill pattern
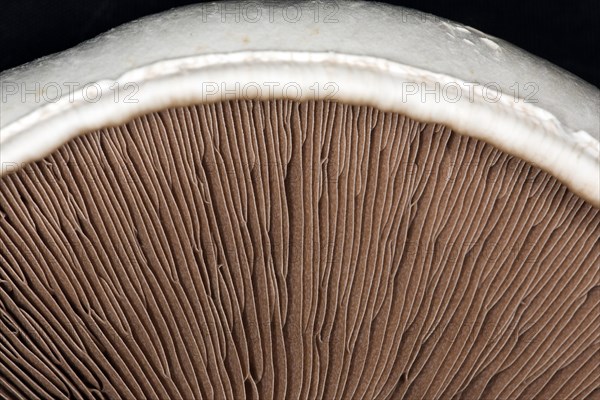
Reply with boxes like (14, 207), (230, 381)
(0, 100), (598, 400)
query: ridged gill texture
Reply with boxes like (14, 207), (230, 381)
(0, 100), (598, 400)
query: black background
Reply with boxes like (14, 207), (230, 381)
(1, 0), (599, 87)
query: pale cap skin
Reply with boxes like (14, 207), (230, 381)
(1, 1), (598, 205)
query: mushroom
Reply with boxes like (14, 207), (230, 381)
(1, 2), (598, 399)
